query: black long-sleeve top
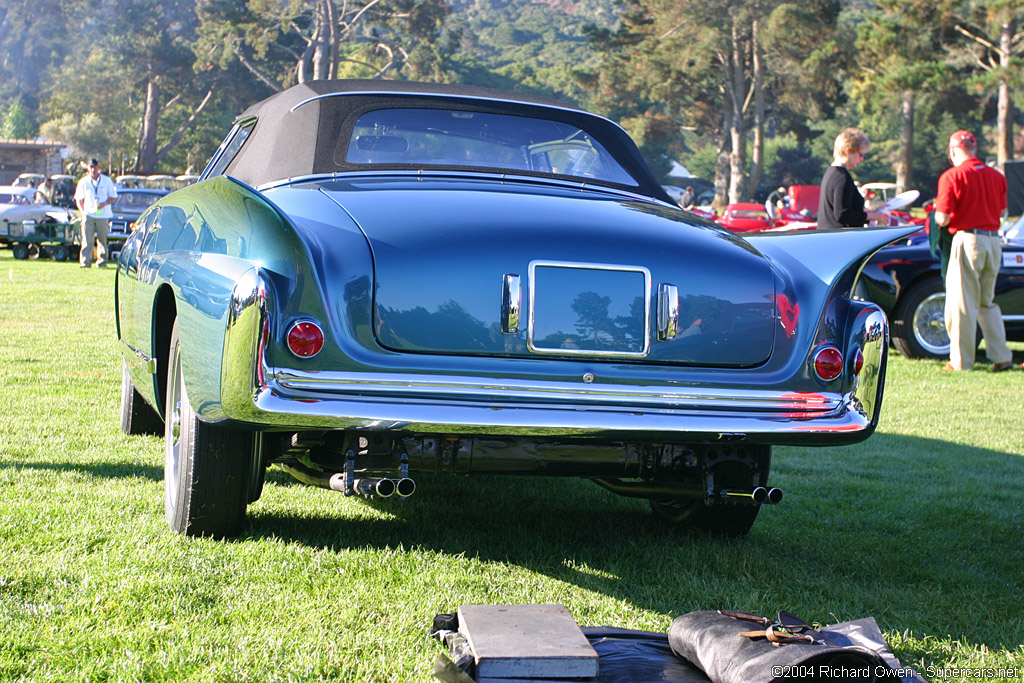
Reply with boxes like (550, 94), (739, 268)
(817, 165), (867, 229)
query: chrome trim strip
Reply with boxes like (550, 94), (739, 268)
(1002, 315), (1024, 322)
(258, 171), (657, 202)
(288, 90), (605, 125)
(657, 283), (679, 342)
(501, 273), (521, 333)
(526, 260), (652, 358)
(119, 338), (157, 374)
(268, 369), (842, 414)
(241, 385), (868, 443)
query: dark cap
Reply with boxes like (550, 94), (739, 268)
(88, 158), (100, 167)
(949, 130), (976, 148)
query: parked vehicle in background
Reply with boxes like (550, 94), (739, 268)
(12, 172), (46, 188)
(717, 202), (779, 232)
(106, 188), (170, 258)
(49, 175), (76, 208)
(117, 175), (197, 191)
(767, 185), (820, 220)
(662, 182), (715, 209)
(115, 79), (915, 539)
(860, 182), (900, 210)
(857, 220), (1024, 359)
(0, 185), (77, 247)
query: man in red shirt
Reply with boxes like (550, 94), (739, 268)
(934, 130), (1013, 372)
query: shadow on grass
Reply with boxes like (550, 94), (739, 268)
(0, 460), (163, 481)
(245, 432), (1023, 651)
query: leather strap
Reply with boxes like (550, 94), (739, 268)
(718, 609), (771, 626)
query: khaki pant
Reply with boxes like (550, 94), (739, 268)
(80, 215), (110, 267)
(944, 231), (1012, 369)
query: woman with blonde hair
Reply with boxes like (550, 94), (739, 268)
(817, 128), (890, 229)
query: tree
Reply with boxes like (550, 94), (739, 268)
(1, 99), (35, 139)
(583, 0), (845, 203)
(0, 1), (71, 115)
(949, 0), (1024, 170)
(579, 0), (685, 181)
(852, 0), (955, 192)
(194, 0), (454, 91)
(39, 113), (113, 162)
(39, 0), (217, 173)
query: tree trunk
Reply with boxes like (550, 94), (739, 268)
(154, 89), (215, 169)
(727, 11), (746, 204)
(714, 104), (732, 207)
(747, 16), (764, 201)
(896, 89), (914, 193)
(996, 19), (1014, 171)
(137, 76), (161, 173)
(312, 0), (332, 80)
(327, 0), (339, 79)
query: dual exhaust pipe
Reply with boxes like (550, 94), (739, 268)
(325, 473), (415, 499)
(350, 476), (416, 499)
(281, 462), (416, 499)
(719, 486), (783, 505)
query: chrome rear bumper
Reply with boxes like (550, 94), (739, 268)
(217, 269), (886, 446)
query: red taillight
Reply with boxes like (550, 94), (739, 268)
(286, 321), (324, 358)
(853, 349), (865, 375)
(813, 346), (843, 381)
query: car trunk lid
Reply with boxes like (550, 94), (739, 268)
(320, 179), (777, 367)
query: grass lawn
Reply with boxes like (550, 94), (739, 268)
(1, 249), (1023, 682)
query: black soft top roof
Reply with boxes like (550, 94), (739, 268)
(217, 79), (671, 202)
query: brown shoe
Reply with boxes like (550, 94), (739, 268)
(941, 362), (957, 371)
(992, 361), (1013, 373)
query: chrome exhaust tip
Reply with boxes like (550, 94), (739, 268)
(766, 487), (783, 505)
(395, 477), (416, 498)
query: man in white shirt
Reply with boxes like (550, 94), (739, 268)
(74, 158), (118, 268)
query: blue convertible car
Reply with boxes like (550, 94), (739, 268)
(116, 80), (916, 537)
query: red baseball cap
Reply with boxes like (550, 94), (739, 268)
(949, 130), (976, 148)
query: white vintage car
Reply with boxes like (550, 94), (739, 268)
(0, 185), (76, 246)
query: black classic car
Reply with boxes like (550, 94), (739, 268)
(857, 220), (1024, 359)
(115, 80), (915, 538)
(106, 188), (169, 258)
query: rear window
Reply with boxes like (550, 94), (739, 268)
(340, 108), (637, 186)
(204, 118), (256, 178)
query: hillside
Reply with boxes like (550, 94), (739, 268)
(445, 0), (618, 103)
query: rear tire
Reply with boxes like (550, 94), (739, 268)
(51, 244), (69, 262)
(649, 445), (770, 537)
(892, 278), (981, 359)
(12, 243), (28, 259)
(164, 319), (260, 538)
(892, 279), (948, 359)
(120, 360), (163, 435)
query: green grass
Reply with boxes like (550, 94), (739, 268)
(2, 248), (1023, 682)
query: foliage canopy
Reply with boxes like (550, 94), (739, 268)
(1, 0), (1021, 200)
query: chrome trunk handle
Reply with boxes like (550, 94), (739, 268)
(657, 283), (679, 341)
(501, 273), (522, 333)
